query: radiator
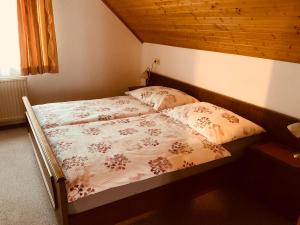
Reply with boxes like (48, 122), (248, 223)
(0, 77), (28, 125)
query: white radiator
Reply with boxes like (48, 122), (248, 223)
(0, 77), (28, 125)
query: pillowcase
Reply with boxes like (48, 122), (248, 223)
(163, 102), (265, 144)
(125, 86), (199, 111)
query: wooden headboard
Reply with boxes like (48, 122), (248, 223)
(148, 72), (300, 149)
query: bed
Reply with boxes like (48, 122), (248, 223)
(45, 113), (231, 213)
(23, 72), (299, 225)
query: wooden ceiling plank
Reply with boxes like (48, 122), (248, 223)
(104, 0), (300, 63)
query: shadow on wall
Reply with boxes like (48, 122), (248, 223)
(142, 43), (299, 120)
(265, 7), (300, 120)
(262, 61), (300, 149)
(27, 0), (141, 105)
(266, 61), (300, 120)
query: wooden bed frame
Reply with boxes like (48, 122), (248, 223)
(23, 73), (299, 225)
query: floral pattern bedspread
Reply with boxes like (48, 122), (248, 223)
(33, 96), (156, 129)
(44, 113), (231, 203)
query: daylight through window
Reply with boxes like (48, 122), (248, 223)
(0, 1), (21, 76)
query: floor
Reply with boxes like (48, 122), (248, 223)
(0, 127), (295, 225)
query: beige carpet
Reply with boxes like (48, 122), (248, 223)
(0, 127), (58, 225)
(0, 127), (294, 225)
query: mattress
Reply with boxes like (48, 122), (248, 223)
(67, 134), (263, 214)
(33, 95), (156, 129)
(43, 113), (234, 214)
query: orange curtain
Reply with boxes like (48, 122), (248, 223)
(17, 0), (58, 75)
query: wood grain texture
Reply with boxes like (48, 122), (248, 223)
(103, 0), (300, 63)
(23, 96), (68, 225)
(23, 96), (65, 182)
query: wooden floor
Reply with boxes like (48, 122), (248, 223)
(0, 127), (296, 225)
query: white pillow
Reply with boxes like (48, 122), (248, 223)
(163, 102), (265, 144)
(125, 86), (198, 111)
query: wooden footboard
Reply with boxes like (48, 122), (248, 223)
(22, 96), (69, 225)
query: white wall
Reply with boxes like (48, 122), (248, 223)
(26, 1), (300, 119)
(28, 0), (142, 104)
(142, 43), (300, 119)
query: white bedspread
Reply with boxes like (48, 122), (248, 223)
(33, 96), (155, 129)
(44, 113), (231, 203)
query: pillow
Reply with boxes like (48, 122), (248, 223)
(163, 102), (265, 144)
(125, 86), (199, 111)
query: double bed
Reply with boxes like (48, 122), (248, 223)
(23, 73), (297, 225)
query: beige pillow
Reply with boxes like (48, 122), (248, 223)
(163, 102), (265, 144)
(125, 86), (198, 111)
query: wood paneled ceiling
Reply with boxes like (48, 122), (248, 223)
(103, 0), (300, 63)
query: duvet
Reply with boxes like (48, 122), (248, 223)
(44, 113), (231, 203)
(33, 96), (155, 129)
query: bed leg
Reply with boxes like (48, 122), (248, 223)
(55, 181), (69, 225)
(25, 114), (30, 133)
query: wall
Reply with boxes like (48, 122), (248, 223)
(142, 43), (300, 118)
(28, 0), (142, 104)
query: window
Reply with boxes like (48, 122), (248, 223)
(0, 1), (21, 77)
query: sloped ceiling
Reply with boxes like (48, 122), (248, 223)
(103, 0), (300, 63)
